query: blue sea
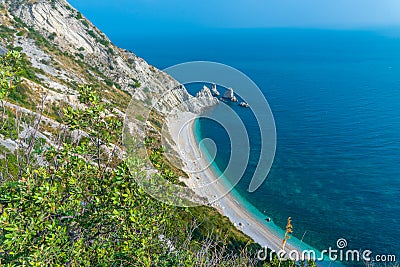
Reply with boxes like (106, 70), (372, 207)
(116, 28), (400, 263)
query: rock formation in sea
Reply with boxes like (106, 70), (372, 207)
(195, 85), (219, 110)
(239, 102), (250, 108)
(223, 87), (238, 102)
(211, 83), (220, 96)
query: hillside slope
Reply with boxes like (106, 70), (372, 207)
(0, 0), (218, 154)
(0, 1), (270, 266)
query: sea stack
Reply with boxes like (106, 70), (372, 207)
(239, 102), (250, 108)
(223, 88), (238, 102)
(194, 85), (220, 110)
(211, 83), (220, 96)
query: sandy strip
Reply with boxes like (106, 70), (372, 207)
(167, 111), (304, 255)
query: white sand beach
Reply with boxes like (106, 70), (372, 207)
(167, 111), (304, 255)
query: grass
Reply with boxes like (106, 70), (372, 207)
(13, 16), (27, 28)
(0, 24), (16, 43)
(100, 85), (131, 109)
(18, 53), (42, 84)
(0, 108), (22, 140)
(7, 83), (34, 109)
(27, 27), (55, 52)
(0, 150), (19, 179)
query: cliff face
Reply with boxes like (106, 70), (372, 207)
(9, 0), (166, 92)
(4, 0), (217, 106)
(0, 0), (218, 152)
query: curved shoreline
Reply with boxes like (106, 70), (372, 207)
(167, 111), (326, 262)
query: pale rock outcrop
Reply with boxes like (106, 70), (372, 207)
(7, 0), (218, 113)
(195, 85), (219, 110)
(223, 88), (238, 102)
(211, 83), (220, 96)
(1, 0), (219, 154)
(0, 44), (7, 55)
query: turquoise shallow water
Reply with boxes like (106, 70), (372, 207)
(194, 116), (323, 252)
(116, 28), (400, 264)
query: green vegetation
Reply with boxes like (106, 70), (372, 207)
(27, 27), (53, 51)
(48, 32), (57, 41)
(0, 51), (261, 263)
(114, 82), (121, 89)
(0, 84), (174, 265)
(0, 18), (318, 267)
(136, 114), (145, 122)
(8, 83), (32, 108)
(104, 79), (113, 87)
(16, 31), (25, 37)
(0, 82), (316, 266)
(13, 16), (27, 28)
(87, 29), (110, 47)
(0, 84), (253, 266)
(39, 58), (48, 65)
(12, 46), (23, 52)
(81, 19), (90, 28)
(107, 47), (114, 55)
(130, 78), (141, 88)
(18, 52), (41, 83)
(0, 108), (22, 140)
(76, 12), (83, 20)
(50, 0), (57, 9)
(0, 51), (22, 100)
(75, 52), (84, 60)
(104, 78), (114, 87)
(0, 24), (15, 43)
(0, 148), (19, 178)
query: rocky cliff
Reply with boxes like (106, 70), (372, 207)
(0, 0), (218, 153)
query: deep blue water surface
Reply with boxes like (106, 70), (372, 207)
(117, 29), (400, 260)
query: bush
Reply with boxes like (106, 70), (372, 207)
(81, 19), (89, 28)
(75, 52), (84, 60)
(0, 25), (16, 41)
(87, 30), (110, 47)
(48, 32), (57, 41)
(13, 46), (23, 52)
(0, 51), (22, 100)
(76, 12), (83, 20)
(104, 78), (113, 87)
(130, 78), (141, 88)
(13, 17), (27, 28)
